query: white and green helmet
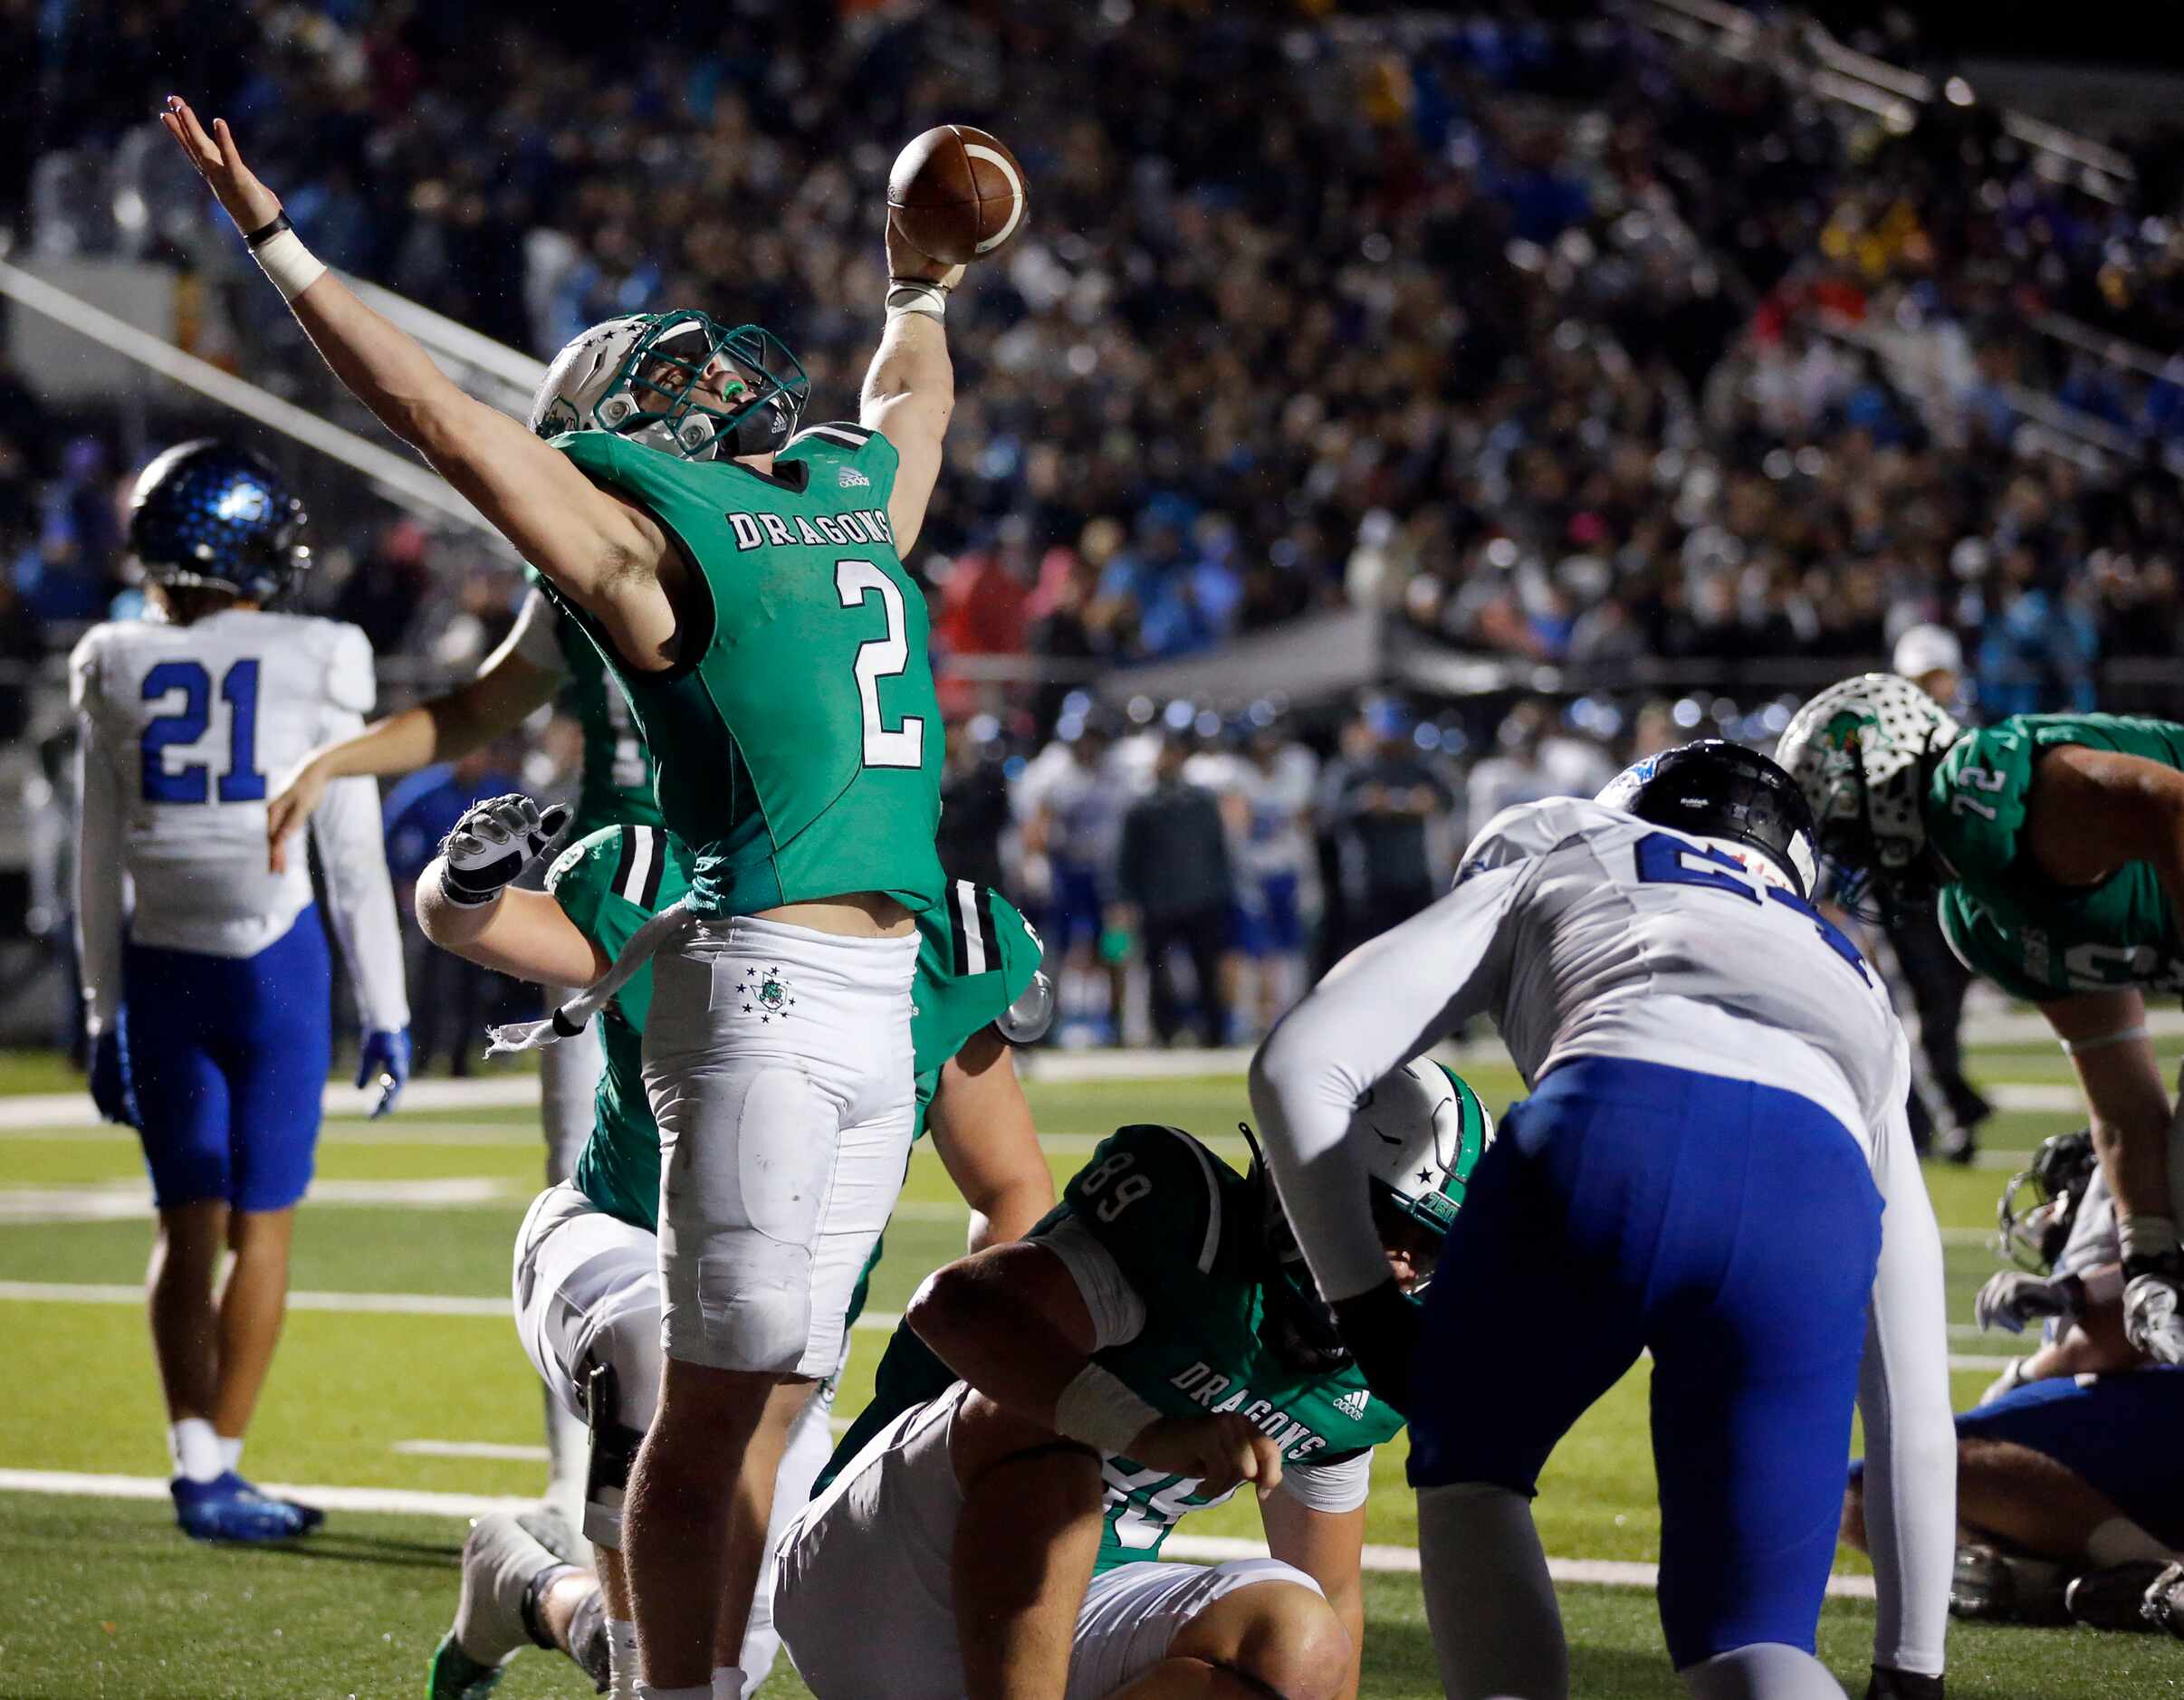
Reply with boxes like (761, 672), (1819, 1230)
(1353, 1058), (1494, 1236)
(528, 310), (807, 462)
(1775, 673), (1961, 905)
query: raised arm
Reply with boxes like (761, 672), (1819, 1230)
(159, 99), (666, 624)
(267, 597), (563, 874)
(925, 1029), (1054, 1252)
(862, 221), (963, 554)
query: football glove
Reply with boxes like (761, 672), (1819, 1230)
(1866, 1667), (1943, 1700)
(1330, 1277), (1422, 1418)
(437, 794), (571, 908)
(2122, 1255), (2184, 1366)
(89, 1019), (138, 1128)
(358, 1027), (411, 1120)
(1973, 1269), (2083, 1335)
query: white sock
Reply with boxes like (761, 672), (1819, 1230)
(2087, 1515), (2174, 1570)
(607, 1619), (641, 1700)
(169, 1418), (223, 1483)
(710, 1668), (745, 1700)
(218, 1436), (244, 1475)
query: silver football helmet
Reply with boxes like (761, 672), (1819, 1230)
(529, 310), (806, 461)
(1775, 673), (1961, 912)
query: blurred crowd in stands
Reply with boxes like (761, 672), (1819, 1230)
(8, 0), (2184, 1045)
(10, 0), (2184, 690)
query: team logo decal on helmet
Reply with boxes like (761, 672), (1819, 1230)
(126, 440), (311, 604)
(1775, 674), (1961, 912)
(531, 310), (809, 463)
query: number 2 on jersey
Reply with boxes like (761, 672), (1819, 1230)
(140, 658), (265, 804)
(835, 559), (926, 769)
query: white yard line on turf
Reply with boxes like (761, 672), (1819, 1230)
(395, 1440), (551, 1462)
(0, 1279), (904, 1333)
(0, 1176), (529, 1223)
(0, 1466), (1879, 1598)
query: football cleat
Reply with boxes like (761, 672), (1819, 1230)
(170, 1471), (311, 1543)
(2065, 1561), (2170, 1631)
(427, 1512), (565, 1698)
(1948, 1544), (2066, 1625)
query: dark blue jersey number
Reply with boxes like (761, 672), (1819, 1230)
(139, 659), (265, 804)
(1633, 831), (1870, 983)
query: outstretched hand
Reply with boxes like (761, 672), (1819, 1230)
(158, 95), (282, 234)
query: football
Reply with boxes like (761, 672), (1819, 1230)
(886, 124), (1027, 266)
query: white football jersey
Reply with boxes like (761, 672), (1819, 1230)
(1442, 797), (1909, 1150)
(1012, 742), (1135, 869)
(1236, 745), (1318, 880)
(72, 608), (409, 1031)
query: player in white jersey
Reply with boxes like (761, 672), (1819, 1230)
(72, 442), (410, 1542)
(1229, 722), (1320, 1033)
(1250, 741), (1956, 1700)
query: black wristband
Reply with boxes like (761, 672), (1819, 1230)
(437, 865), (499, 908)
(243, 210), (292, 248)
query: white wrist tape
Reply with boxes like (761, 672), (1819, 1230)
(254, 228), (327, 302)
(2059, 1025), (2150, 1056)
(1053, 1363), (1160, 1457)
(2122, 1214), (2179, 1263)
(886, 280), (949, 320)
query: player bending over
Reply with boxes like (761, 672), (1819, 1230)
(1839, 1128), (2184, 1635)
(1779, 680), (2184, 1366)
(165, 92), (972, 1697)
(774, 1063), (1490, 1700)
(72, 443), (410, 1542)
(1250, 741), (1955, 1700)
(405, 796), (1051, 1698)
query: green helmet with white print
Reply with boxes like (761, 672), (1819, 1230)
(529, 310), (808, 462)
(1775, 673), (1962, 915)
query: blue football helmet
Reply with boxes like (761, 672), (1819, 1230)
(127, 441), (311, 604)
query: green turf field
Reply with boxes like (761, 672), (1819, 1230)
(3, 1045), (2181, 1696)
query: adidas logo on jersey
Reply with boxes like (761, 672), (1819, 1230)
(838, 466), (871, 488)
(1334, 1388), (1371, 1419)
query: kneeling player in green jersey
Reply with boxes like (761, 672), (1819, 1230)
(168, 96), (981, 1695)
(775, 1063), (1492, 1700)
(1780, 680), (2184, 1366)
(406, 796), (1053, 1700)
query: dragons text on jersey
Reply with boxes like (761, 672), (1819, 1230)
(542, 422), (944, 919)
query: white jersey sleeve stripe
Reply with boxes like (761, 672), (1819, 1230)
(619, 827), (656, 906)
(1157, 1126), (1226, 1275)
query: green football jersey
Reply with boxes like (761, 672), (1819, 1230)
(1929, 713), (2184, 1001)
(544, 425), (944, 920)
(821, 1124), (1406, 1569)
(523, 568), (664, 840)
(545, 824), (693, 1230)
